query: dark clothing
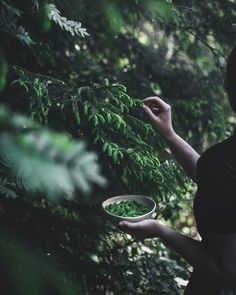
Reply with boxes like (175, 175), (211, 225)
(184, 269), (236, 295)
(184, 134), (236, 294)
(194, 134), (236, 236)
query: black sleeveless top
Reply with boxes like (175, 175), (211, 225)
(193, 134), (236, 237)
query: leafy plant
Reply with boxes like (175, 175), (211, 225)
(0, 176), (17, 199)
(0, 230), (82, 295)
(105, 200), (150, 217)
(0, 5), (33, 46)
(0, 52), (8, 91)
(0, 105), (107, 201)
(48, 3), (89, 37)
(1, 0), (235, 294)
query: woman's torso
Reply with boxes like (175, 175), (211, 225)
(194, 134), (236, 235)
(192, 133), (236, 286)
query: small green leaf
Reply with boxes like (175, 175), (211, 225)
(107, 145), (113, 157)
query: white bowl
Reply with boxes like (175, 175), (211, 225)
(102, 195), (156, 224)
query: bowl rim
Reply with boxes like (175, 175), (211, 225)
(102, 194), (156, 220)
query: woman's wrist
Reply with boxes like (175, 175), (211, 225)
(153, 221), (171, 239)
(164, 129), (178, 143)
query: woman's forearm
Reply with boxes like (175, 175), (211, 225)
(118, 220), (234, 283)
(159, 225), (221, 280)
(165, 132), (200, 182)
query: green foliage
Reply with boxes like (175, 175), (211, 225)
(78, 81), (163, 185)
(0, 0), (235, 294)
(98, 234), (189, 294)
(11, 65), (69, 123)
(48, 3), (89, 37)
(144, 0), (173, 20)
(103, 2), (124, 34)
(0, 52), (8, 92)
(11, 66), (189, 206)
(0, 176), (17, 199)
(105, 200), (150, 217)
(0, 230), (82, 295)
(39, 0), (52, 32)
(0, 5), (33, 46)
(0, 105), (107, 200)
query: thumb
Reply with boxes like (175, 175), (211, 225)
(118, 221), (140, 230)
(118, 221), (131, 228)
(118, 221), (144, 241)
(143, 105), (159, 123)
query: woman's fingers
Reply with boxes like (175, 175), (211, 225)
(118, 221), (143, 233)
(118, 221), (138, 229)
(142, 96), (174, 139)
(143, 105), (160, 122)
(118, 221), (136, 236)
(143, 96), (170, 111)
(118, 221), (144, 239)
(143, 96), (165, 105)
(118, 221), (135, 231)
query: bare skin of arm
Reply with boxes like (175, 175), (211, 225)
(118, 96), (236, 286)
(118, 220), (236, 286)
(142, 97), (200, 182)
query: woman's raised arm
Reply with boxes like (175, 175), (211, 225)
(143, 96), (200, 182)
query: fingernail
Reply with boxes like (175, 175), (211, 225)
(118, 221), (124, 226)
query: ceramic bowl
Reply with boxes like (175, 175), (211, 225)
(102, 194), (157, 224)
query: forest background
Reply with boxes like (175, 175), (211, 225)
(0, 0), (236, 294)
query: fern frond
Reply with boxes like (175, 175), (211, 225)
(0, 176), (17, 199)
(48, 4), (89, 37)
(0, 6), (33, 46)
(16, 25), (33, 46)
(1, 1), (22, 17)
(11, 66), (71, 123)
(9, 67), (190, 199)
(0, 105), (107, 201)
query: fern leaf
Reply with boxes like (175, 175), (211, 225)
(48, 4), (89, 38)
(0, 7), (33, 46)
(0, 106), (107, 200)
(0, 176), (17, 199)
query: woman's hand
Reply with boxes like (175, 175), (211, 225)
(117, 219), (167, 240)
(143, 96), (200, 182)
(143, 96), (175, 140)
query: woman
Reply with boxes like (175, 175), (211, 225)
(118, 46), (236, 294)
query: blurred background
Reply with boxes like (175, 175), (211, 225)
(0, 0), (236, 294)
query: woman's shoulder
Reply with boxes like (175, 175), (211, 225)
(197, 133), (236, 166)
(201, 134), (236, 157)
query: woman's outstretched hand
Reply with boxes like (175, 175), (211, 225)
(117, 219), (167, 240)
(143, 96), (175, 140)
